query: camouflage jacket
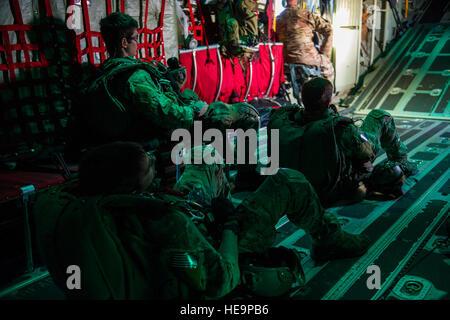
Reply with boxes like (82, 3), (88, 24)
(276, 6), (333, 66)
(268, 108), (374, 206)
(82, 57), (206, 145)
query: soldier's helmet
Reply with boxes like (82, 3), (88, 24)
(366, 161), (405, 199)
(239, 247), (305, 297)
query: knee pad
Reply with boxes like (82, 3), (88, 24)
(367, 109), (393, 119)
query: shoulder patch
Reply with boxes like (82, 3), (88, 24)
(169, 251), (199, 269)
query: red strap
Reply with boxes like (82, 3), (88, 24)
(144, 0), (149, 36)
(106, 0), (112, 15)
(0, 1), (51, 82)
(157, 0), (166, 64)
(81, 0), (95, 65)
(267, 0), (274, 41)
(1, 28), (15, 81)
(160, 0), (165, 27)
(81, 0), (90, 32)
(72, 0), (106, 66)
(43, 0), (53, 17)
(187, 1), (211, 63)
(10, 0), (31, 74)
(187, 0), (204, 45)
(120, 0), (125, 13)
(187, 1), (196, 31)
(138, 0), (166, 65)
(195, 0), (209, 48)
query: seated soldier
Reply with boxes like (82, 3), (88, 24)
(66, 12), (208, 154)
(66, 12), (260, 187)
(34, 142), (240, 300)
(268, 77), (418, 208)
(35, 142), (369, 299)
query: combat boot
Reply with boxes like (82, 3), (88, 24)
(386, 149), (418, 177)
(362, 109), (418, 177)
(311, 213), (370, 262)
(387, 154), (418, 177)
(382, 121), (418, 177)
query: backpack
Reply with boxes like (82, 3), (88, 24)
(268, 108), (350, 205)
(34, 187), (152, 299)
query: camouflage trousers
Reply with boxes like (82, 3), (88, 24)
(360, 109), (408, 162)
(202, 101), (260, 133)
(217, 0), (259, 57)
(175, 166), (336, 254)
(286, 54), (335, 105)
(217, 0), (258, 42)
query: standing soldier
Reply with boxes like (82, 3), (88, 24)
(276, 0), (335, 104)
(215, 0), (260, 57)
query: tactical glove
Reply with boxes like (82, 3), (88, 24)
(211, 196), (240, 235)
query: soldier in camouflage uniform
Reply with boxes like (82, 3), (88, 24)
(35, 141), (369, 299)
(35, 142), (240, 299)
(174, 145), (370, 258)
(276, 0), (335, 104)
(71, 12), (259, 149)
(68, 12), (259, 188)
(69, 12), (207, 151)
(268, 77), (418, 207)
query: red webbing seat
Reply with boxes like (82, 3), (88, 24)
(179, 43), (286, 104)
(0, 171), (66, 202)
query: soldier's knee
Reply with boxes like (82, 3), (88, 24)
(366, 109), (393, 121)
(229, 18), (239, 30)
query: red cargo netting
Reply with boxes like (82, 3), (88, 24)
(187, 0), (207, 46)
(72, 0), (166, 66)
(138, 0), (166, 65)
(1, 0), (76, 159)
(72, 0), (107, 66)
(0, 0), (49, 84)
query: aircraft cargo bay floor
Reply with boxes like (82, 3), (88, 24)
(350, 23), (449, 121)
(273, 117), (450, 300)
(1, 116), (448, 301)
